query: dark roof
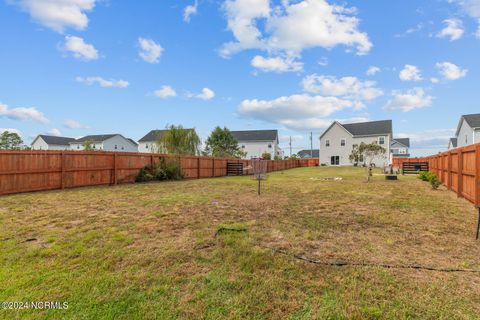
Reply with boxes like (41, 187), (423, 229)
(449, 137), (457, 147)
(341, 120), (392, 136)
(138, 129), (195, 142)
(393, 138), (410, 147)
(297, 149), (319, 158)
(462, 113), (480, 128)
(72, 134), (119, 143)
(34, 135), (75, 145)
(138, 130), (168, 142)
(231, 130), (278, 142)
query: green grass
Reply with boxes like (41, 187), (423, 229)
(1, 167), (479, 319)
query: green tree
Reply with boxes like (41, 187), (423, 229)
(0, 131), (23, 150)
(261, 152), (272, 160)
(349, 144), (363, 166)
(83, 139), (94, 151)
(357, 142), (386, 182)
(158, 125), (201, 155)
(204, 126), (242, 158)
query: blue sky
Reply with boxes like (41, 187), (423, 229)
(0, 0), (479, 156)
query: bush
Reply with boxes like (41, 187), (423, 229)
(429, 174), (441, 190)
(136, 158), (183, 183)
(418, 171), (440, 189)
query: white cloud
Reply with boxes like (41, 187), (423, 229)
(221, 0), (372, 57)
(195, 88), (215, 100)
(238, 94), (355, 130)
(450, 0), (480, 18)
(436, 18), (464, 41)
(366, 66), (381, 76)
(64, 119), (87, 129)
(430, 77), (440, 84)
(12, 0), (96, 33)
(184, 1), (198, 23)
(251, 55), (303, 72)
(383, 88), (433, 112)
(477, 23), (480, 38)
(399, 64), (422, 81)
(138, 37), (163, 64)
(435, 61), (468, 80)
(302, 75), (383, 101)
(63, 36), (99, 61)
(76, 76), (129, 88)
(0, 102), (49, 124)
(154, 85), (177, 98)
(47, 128), (62, 136)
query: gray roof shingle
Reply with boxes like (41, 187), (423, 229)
(341, 120), (392, 136)
(449, 137), (457, 147)
(138, 129), (195, 142)
(35, 135), (75, 145)
(393, 138), (410, 147)
(462, 113), (480, 128)
(72, 134), (119, 143)
(231, 130), (278, 142)
(297, 149), (319, 158)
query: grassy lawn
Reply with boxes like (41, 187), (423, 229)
(1, 167), (480, 319)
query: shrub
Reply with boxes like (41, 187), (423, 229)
(429, 174), (441, 190)
(136, 158), (183, 183)
(418, 171), (440, 190)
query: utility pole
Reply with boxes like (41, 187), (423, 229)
(310, 132), (313, 158)
(289, 136), (292, 157)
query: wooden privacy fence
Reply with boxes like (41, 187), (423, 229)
(393, 144), (480, 207)
(0, 150), (319, 196)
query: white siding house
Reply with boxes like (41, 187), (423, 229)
(448, 138), (458, 150)
(319, 120), (392, 167)
(231, 130), (283, 159)
(137, 129), (195, 153)
(70, 134), (138, 152)
(391, 138), (410, 158)
(31, 135), (75, 150)
(454, 114), (480, 148)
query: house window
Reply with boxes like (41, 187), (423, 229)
(121, 146), (124, 150)
(77, 145), (79, 149)
(465, 135), (468, 144)
(352, 144), (358, 149)
(326, 140), (330, 147)
(93, 144), (96, 149)
(330, 156), (339, 165)
(241, 145), (245, 149)
(268, 144), (272, 148)
(378, 136), (385, 145)
(341, 139), (346, 147)
(114, 145), (118, 150)
(146, 144), (149, 149)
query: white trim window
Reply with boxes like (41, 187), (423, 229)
(325, 139), (330, 147)
(340, 138), (346, 147)
(378, 136), (385, 145)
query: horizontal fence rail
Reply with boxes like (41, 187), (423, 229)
(0, 151), (319, 196)
(393, 144), (480, 207)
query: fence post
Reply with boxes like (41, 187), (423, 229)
(212, 158), (215, 177)
(113, 152), (118, 185)
(197, 157), (201, 179)
(61, 152), (66, 189)
(475, 145), (480, 207)
(458, 149), (463, 198)
(446, 152), (452, 190)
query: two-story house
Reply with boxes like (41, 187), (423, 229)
(453, 113), (480, 148)
(31, 135), (75, 150)
(70, 134), (138, 152)
(137, 129), (196, 153)
(319, 120), (392, 167)
(391, 138), (410, 158)
(230, 130), (283, 159)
